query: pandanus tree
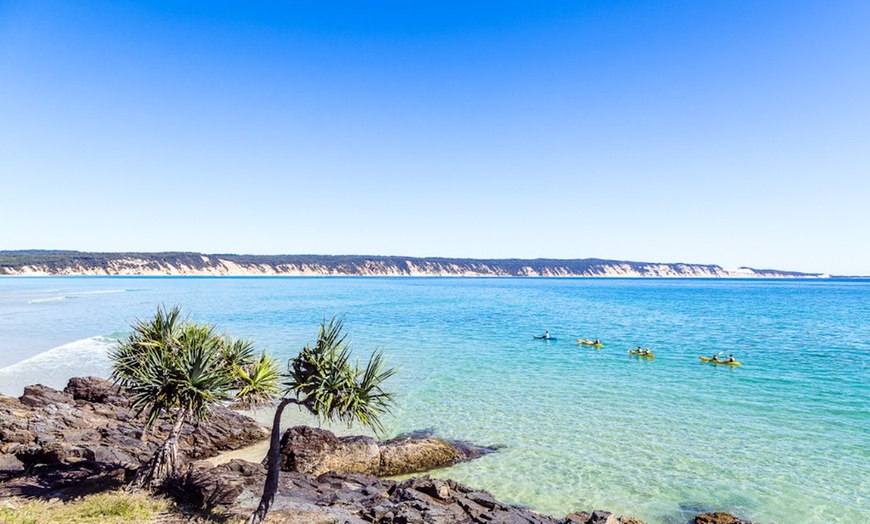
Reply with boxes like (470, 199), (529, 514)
(247, 316), (397, 524)
(110, 305), (280, 489)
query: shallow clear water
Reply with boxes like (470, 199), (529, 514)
(0, 277), (868, 524)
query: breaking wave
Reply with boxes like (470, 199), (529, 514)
(0, 335), (120, 397)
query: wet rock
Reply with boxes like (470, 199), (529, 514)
(588, 510), (618, 524)
(693, 512), (755, 524)
(617, 517), (647, 524)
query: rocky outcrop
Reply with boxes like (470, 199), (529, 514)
(280, 426), (499, 477)
(161, 459), (648, 524)
(0, 377), (269, 473)
(0, 376), (745, 524)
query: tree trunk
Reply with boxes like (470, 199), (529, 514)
(247, 398), (296, 524)
(132, 408), (188, 490)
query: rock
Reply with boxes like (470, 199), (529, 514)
(281, 426), (381, 476)
(18, 385), (74, 408)
(64, 376), (128, 406)
(0, 453), (24, 472)
(693, 512), (755, 524)
(0, 378), (269, 472)
(378, 437), (464, 476)
(280, 425), (498, 478)
(617, 517), (647, 524)
(0, 461), (128, 501)
(563, 512), (591, 523)
(588, 510), (618, 524)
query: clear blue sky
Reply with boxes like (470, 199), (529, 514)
(2, 1), (868, 275)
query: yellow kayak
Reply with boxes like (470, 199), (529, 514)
(699, 356), (741, 366)
(629, 350), (655, 358)
(578, 339), (603, 347)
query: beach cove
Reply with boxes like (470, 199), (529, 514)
(1, 277), (868, 523)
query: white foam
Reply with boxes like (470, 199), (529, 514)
(28, 296), (68, 304)
(27, 289), (127, 304)
(66, 290), (127, 296)
(0, 335), (119, 397)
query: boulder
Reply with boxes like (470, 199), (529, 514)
(64, 376), (128, 406)
(280, 425), (499, 477)
(588, 510), (619, 524)
(18, 385), (74, 408)
(559, 511), (646, 524)
(378, 436), (463, 476)
(281, 426), (380, 476)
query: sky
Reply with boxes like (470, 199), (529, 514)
(1, 1), (868, 275)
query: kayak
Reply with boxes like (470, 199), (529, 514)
(533, 335), (557, 341)
(700, 356), (741, 366)
(578, 339), (603, 347)
(629, 350), (655, 358)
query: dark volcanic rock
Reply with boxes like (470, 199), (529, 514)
(587, 510), (618, 524)
(0, 377), (269, 472)
(19, 384), (74, 408)
(65, 376), (129, 406)
(0, 461), (128, 501)
(280, 425), (499, 478)
(175, 460), (650, 524)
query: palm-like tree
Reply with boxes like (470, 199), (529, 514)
(110, 305), (280, 489)
(247, 316), (397, 524)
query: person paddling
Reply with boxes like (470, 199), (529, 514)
(711, 354), (719, 361)
(728, 354), (735, 362)
(543, 330), (551, 340)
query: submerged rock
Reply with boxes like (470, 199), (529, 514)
(693, 512), (756, 524)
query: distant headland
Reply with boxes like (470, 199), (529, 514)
(0, 250), (832, 278)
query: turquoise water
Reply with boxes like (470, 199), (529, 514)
(0, 277), (868, 523)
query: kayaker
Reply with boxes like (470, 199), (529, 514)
(711, 354), (718, 361)
(544, 331), (551, 340)
(594, 338), (600, 344)
(728, 354), (735, 362)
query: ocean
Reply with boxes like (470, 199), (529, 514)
(0, 277), (867, 523)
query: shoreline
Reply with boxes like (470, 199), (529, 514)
(0, 379), (754, 524)
(0, 251), (832, 278)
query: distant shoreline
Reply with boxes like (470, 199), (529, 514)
(0, 250), (835, 278)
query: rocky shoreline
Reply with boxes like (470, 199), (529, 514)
(0, 377), (755, 524)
